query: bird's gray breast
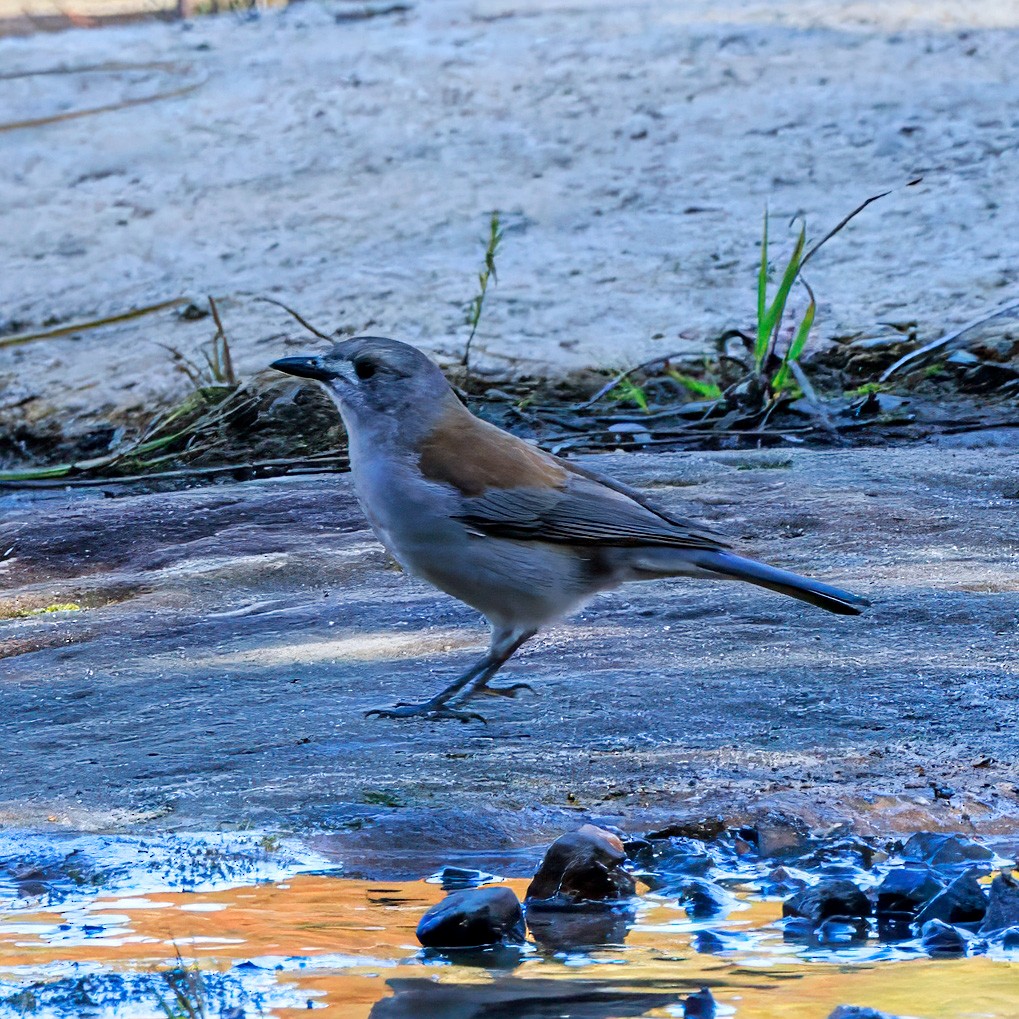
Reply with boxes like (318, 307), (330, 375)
(349, 455), (610, 628)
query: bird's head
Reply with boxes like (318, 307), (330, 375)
(272, 336), (457, 438)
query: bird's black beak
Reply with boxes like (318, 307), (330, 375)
(270, 356), (337, 382)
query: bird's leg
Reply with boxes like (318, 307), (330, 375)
(365, 627), (535, 722)
(362, 623), (533, 721)
(453, 627), (536, 702)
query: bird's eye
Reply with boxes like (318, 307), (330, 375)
(353, 359), (377, 381)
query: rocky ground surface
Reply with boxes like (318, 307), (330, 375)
(1, 445), (1017, 846)
(2, 0), (1018, 448)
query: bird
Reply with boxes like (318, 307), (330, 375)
(271, 336), (868, 722)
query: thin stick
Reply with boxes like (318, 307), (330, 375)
(257, 297), (335, 341)
(0, 298), (187, 349)
(0, 455), (348, 489)
(0, 77), (206, 133)
(800, 178), (923, 271)
(880, 297), (1019, 381)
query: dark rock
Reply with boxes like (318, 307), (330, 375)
(914, 871), (987, 926)
(980, 871), (1019, 934)
(901, 832), (994, 869)
(526, 825), (636, 906)
(753, 811), (810, 859)
(645, 816), (725, 842)
(828, 1008), (904, 1019)
(783, 880), (872, 924)
(796, 836), (879, 875)
(621, 836), (653, 858)
(875, 866), (944, 924)
(760, 865), (810, 896)
(921, 918), (970, 956)
(683, 987), (716, 1019)
(416, 887), (525, 949)
(1000, 926), (1019, 949)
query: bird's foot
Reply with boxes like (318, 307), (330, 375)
(465, 681), (535, 700)
(365, 699), (487, 724)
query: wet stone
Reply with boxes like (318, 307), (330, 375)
(526, 825), (637, 907)
(914, 871), (987, 926)
(1000, 926), (1019, 949)
(416, 887), (525, 949)
(783, 879), (872, 925)
(921, 918), (971, 957)
(901, 832), (994, 870)
(980, 871), (1019, 934)
(875, 866), (945, 923)
(631, 836), (715, 880)
(669, 878), (735, 919)
(749, 811), (811, 859)
(760, 865), (810, 896)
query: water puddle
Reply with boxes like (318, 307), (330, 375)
(0, 832), (1016, 1018)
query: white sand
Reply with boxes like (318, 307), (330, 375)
(1, 0), (1017, 430)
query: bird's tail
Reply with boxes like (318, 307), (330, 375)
(686, 549), (869, 616)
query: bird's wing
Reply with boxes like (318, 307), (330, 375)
(453, 465), (729, 550)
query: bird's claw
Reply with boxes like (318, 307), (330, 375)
(365, 701), (487, 724)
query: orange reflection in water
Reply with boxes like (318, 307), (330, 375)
(1, 875), (1017, 1018)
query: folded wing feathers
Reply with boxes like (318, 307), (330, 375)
(454, 472), (729, 551)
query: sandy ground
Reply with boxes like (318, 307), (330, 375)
(1, 445), (1017, 846)
(2, 0), (1019, 442)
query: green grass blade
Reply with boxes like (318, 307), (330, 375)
(667, 370), (723, 400)
(772, 292), (816, 393)
(758, 224), (805, 368)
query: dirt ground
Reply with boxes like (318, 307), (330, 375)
(2, 0), (1019, 445)
(2, 444), (1017, 848)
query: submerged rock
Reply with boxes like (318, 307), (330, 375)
(693, 929), (740, 954)
(828, 1008), (904, 1019)
(526, 825), (636, 906)
(980, 871), (1019, 934)
(783, 879), (871, 925)
(920, 918), (971, 957)
(815, 917), (869, 945)
(526, 906), (634, 952)
(416, 887), (525, 949)
(914, 871), (987, 926)
(683, 987), (717, 1019)
(901, 833), (994, 870)
(431, 866), (501, 891)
